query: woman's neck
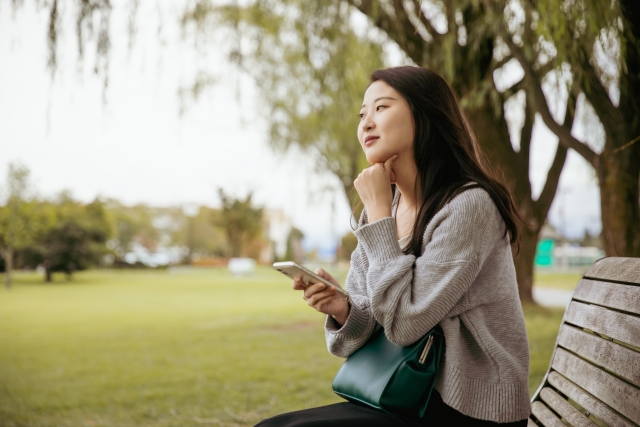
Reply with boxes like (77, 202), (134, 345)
(393, 156), (419, 209)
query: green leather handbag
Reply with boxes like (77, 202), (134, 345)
(332, 326), (444, 418)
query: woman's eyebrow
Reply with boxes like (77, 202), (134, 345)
(361, 96), (397, 108)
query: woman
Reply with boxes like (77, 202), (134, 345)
(257, 66), (531, 426)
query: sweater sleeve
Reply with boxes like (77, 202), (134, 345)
(353, 189), (497, 347)
(324, 240), (379, 358)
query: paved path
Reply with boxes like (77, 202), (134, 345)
(533, 287), (574, 308)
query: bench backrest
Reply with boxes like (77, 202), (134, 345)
(529, 257), (640, 427)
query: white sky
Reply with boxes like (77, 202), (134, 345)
(0, 1), (601, 252)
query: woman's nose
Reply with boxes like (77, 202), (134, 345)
(361, 118), (375, 132)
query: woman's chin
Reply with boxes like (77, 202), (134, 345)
(365, 152), (389, 165)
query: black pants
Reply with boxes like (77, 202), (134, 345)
(255, 391), (528, 427)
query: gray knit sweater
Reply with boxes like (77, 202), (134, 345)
(325, 187), (531, 422)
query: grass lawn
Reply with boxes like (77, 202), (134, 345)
(0, 268), (563, 427)
(533, 270), (585, 291)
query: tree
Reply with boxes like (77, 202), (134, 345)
(183, 0), (382, 200)
(338, 231), (358, 261)
(31, 193), (111, 282)
(488, 0), (640, 258)
(285, 227), (305, 264)
(164, 206), (229, 262)
(183, 0), (571, 302)
(105, 201), (160, 260)
(21, 0), (624, 302)
(0, 163), (44, 288)
(213, 189), (264, 258)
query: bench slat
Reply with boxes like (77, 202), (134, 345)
(527, 419), (538, 427)
(540, 387), (598, 427)
(584, 258), (640, 285)
(574, 279), (640, 315)
(558, 324), (640, 386)
(564, 301), (640, 348)
(551, 348), (640, 424)
(547, 372), (638, 427)
(531, 401), (565, 427)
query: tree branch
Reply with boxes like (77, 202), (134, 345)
(347, 0), (425, 65)
(492, 54), (514, 72)
(575, 44), (622, 139)
(346, 0), (396, 37)
(519, 89), (535, 165)
(409, 0), (439, 40)
(500, 78), (525, 99)
(535, 61), (556, 79)
(533, 92), (577, 224)
(477, 0), (599, 166)
(501, 34), (599, 167)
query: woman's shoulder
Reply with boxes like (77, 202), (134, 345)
(443, 183), (497, 215)
(426, 184), (505, 240)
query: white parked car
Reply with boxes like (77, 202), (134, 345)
(228, 258), (256, 275)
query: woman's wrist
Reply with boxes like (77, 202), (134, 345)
(366, 206), (392, 224)
(331, 300), (351, 326)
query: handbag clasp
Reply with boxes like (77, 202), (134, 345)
(418, 335), (434, 365)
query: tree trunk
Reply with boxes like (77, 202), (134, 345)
(598, 139), (640, 257)
(3, 246), (13, 289)
(513, 226), (538, 304)
(467, 104), (538, 303)
(555, 0), (640, 259)
(598, 0), (640, 257)
(346, 0), (571, 303)
(44, 260), (53, 282)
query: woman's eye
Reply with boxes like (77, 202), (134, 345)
(359, 113), (365, 119)
(376, 105), (386, 111)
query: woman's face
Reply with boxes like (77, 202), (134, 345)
(358, 80), (415, 165)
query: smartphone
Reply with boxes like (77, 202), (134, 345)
(272, 261), (349, 298)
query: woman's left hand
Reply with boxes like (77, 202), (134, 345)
(354, 155), (398, 223)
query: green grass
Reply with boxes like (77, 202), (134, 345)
(533, 270), (584, 291)
(0, 268), (563, 427)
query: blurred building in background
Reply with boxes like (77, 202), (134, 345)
(535, 223), (605, 270)
(260, 209), (292, 264)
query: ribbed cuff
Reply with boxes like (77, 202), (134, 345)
(325, 298), (372, 340)
(353, 217), (404, 264)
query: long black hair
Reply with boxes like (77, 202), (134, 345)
(368, 66), (521, 256)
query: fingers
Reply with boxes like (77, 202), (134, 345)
(309, 292), (339, 311)
(356, 156), (397, 180)
(292, 275), (307, 290)
(305, 286), (338, 307)
(384, 154), (399, 171)
(292, 271), (346, 315)
(315, 268), (340, 287)
(294, 277), (329, 298)
(384, 155), (398, 184)
(302, 281), (331, 299)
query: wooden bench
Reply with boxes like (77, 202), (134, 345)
(528, 257), (640, 427)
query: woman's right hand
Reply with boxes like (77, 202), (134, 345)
(293, 268), (350, 326)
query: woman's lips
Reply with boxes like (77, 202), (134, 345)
(365, 136), (379, 146)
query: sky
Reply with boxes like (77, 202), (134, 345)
(0, 1), (602, 253)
